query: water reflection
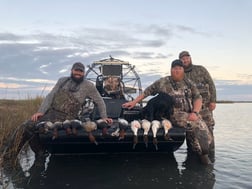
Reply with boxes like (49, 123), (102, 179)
(181, 152), (215, 189)
(21, 152), (180, 189)
(5, 146), (216, 189)
(18, 146), (35, 177)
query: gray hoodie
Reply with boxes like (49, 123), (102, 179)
(38, 77), (107, 119)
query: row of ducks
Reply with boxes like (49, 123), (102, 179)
(36, 118), (173, 150)
(125, 119), (172, 150)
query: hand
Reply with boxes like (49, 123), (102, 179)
(188, 112), (199, 121)
(103, 118), (113, 124)
(31, 112), (44, 122)
(209, 102), (216, 111)
(122, 101), (136, 109)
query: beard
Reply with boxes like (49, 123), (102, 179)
(172, 72), (184, 82)
(71, 73), (84, 84)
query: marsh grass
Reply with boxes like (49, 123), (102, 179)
(0, 97), (43, 162)
(0, 97), (43, 188)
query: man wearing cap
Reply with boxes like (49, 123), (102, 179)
(179, 51), (216, 160)
(123, 59), (213, 164)
(22, 62), (112, 156)
(31, 62), (112, 123)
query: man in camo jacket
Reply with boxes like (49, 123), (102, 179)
(123, 59), (213, 164)
(179, 51), (216, 160)
(22, 62), (113, 156)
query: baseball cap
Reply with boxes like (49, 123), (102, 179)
(179, 51), (190, 59)
(171, 59), (183, 68)
(72, 62), (85, 72)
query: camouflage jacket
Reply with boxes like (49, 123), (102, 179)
(38, 77), (107, 119)
(184, 64), (216, 105)
(143, 76), (202, 113)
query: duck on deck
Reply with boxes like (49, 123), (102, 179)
(38, 57), (186, 154)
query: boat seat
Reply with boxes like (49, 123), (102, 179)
(103, 76), (125, 99)
(104, 98), (127, 118)
(92, 98), (141, 121)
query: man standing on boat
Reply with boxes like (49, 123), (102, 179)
(123, 59), (213, 164)
(179, 51), (216, 160)
(23, 62), (113, 155)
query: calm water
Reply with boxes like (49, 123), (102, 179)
(1, 103), (252, 189)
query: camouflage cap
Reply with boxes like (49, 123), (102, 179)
(171, 59), (183, 68)
(72, 62), (85, 72)
(179, 51), (190, 59)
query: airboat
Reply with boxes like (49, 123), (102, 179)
(39, 56), (186, 154)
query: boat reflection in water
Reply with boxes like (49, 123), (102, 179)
(11, 145), (215, 189)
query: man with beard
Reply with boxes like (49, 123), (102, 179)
(31, 62), (112, 122)
(179, 51), (216, 161)
(123, 59), (213, 164)
(22, 62), (112, 155)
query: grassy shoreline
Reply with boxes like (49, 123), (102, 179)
(0, 97), (43, 161)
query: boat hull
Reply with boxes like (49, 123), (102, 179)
(39, 126), (185, 154)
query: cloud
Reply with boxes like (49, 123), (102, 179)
(0, 23), (250, 101)
(0, 82), (27, 89)
(176, 25), (211, 37)
(0, 25), (173, 81)
(236, 73), (252, 84)
(131, 52), (169, 59)
(0, 32), (23, 41)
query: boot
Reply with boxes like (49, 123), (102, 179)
(200, 154), (211, 165)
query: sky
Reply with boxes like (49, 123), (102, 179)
(0, 0), (252, 101)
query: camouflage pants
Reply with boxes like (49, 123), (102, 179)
(171, 111), (213, 156)
(186, 119), (213, 156)
(20, 109), (71, 156)
(40, 109), (75, 122)
(20, 120), (45, 156)
(200, 108), (215, 157)
(200, 108), (215, 129)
